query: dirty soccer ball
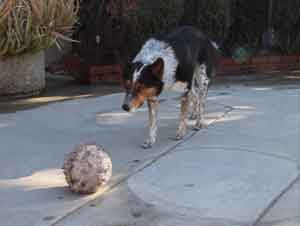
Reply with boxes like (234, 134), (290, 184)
(63, 144), (112, 194)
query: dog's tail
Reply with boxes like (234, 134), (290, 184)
(203, 39), (220, 79)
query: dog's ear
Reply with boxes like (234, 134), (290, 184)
(150, 58), (164, 80)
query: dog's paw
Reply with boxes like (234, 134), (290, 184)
(193, 121), (208, 131)
(176, 124), (187, 140)
(189, 113), (197, 120)
(175, 134), (184, 140)
(175, 129), (186, 140)
(141, 140), (154, 149)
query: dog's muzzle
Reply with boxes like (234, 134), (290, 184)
(122, 104), (130, 112)
(122, 93), (132, 112)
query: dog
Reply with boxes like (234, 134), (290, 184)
(122, 26), (219, 148)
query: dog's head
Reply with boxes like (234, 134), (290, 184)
(122, 58), (164, 112)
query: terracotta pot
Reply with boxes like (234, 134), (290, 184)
(281, 55), (298, 64)
(220, 58), (238, 66)
(267, 56), (281, 64)
(64, 54), (123, 84)
(251, 56), (268, 64)
(88, 64), (123, 83)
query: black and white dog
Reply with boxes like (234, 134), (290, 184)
(122, 26), (219, 148)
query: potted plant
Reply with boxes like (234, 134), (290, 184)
(0, 0), (79, 97)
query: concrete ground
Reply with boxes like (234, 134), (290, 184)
(0, 73), (122, 113)
(0, 73), (299, 226)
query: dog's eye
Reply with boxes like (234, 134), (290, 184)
(124, 80), (132, 90)
(134, 82), (145, 93)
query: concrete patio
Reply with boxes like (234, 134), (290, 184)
(0, 80), (299, 226)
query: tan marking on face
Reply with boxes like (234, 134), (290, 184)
(130, 94), (146, 110)
(130, 82), (158, 110)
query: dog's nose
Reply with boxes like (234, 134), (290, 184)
(122, 104), (130, 112)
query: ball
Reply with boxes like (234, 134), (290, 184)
(63, 144), (112, 194)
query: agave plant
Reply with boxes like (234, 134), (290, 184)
(0, 0), (79, 58)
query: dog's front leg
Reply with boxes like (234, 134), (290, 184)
(176, 93), (190, 140)
(142, 99), (159, 149)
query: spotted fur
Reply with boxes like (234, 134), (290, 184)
(133, 39), (178, 88)
(191, 64), (210, 129)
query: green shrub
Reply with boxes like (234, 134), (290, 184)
(0, 0), (79, 58)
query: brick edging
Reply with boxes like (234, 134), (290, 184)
(219, 55), (300, 75)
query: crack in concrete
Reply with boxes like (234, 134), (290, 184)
(252, 175), (300, 226)
(174, 146), (297, 163)
(257, 216), (300, 226)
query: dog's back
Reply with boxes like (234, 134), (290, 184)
(156, 26), (219, 88)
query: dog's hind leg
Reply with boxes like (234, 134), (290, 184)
(194, 65), (209, 130)
(190, 92), (199, 120)
(190, 64), (203, 120)
(176, 93), (190, 140)
(142, 98), (159, 149)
